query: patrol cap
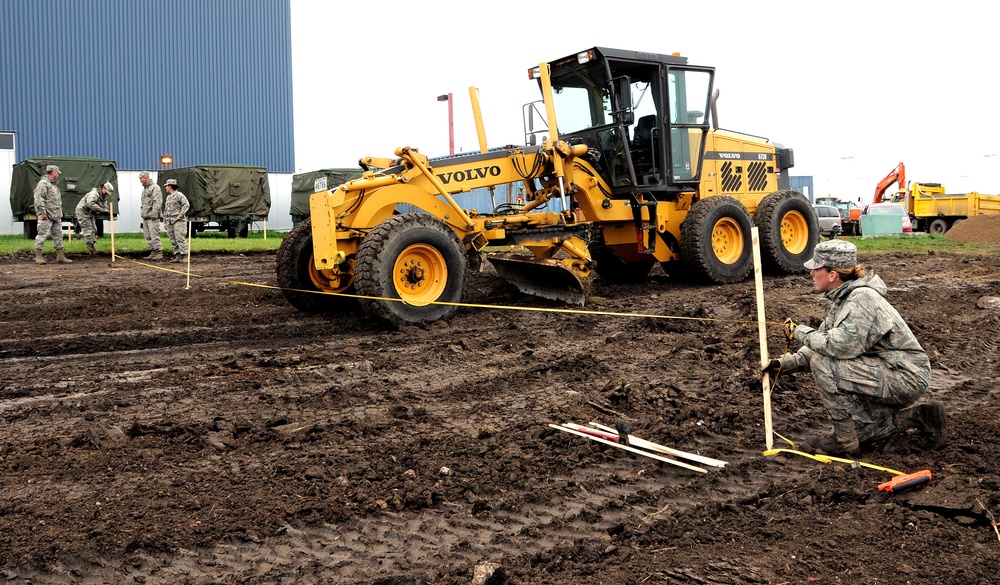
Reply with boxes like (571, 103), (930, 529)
(45, 165), (60, 173)
(803, 239), (858, 270)
(165, 179), (178, 187)
(103, 182), (115, 192)
(138, 171), (150, 179)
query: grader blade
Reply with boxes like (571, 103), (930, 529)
(487, 253), (588, 306)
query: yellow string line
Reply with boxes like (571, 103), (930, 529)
(118, 254), (788, 326)
(763, 448), (905, 476)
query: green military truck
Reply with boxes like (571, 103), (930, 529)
(290, 168), (363, 225)
(10, 156), (119, 239)
(157, 164), (270, 238)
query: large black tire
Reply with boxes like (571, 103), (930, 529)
(588, 228), (655, 283)
(23, 220), (38, 240)
(680, 196), (754, 283)
(928, 218), (949, 235)
(95, 220), (104, 237)
(275, 218), (355, 313)
(753, 190), (819, 274)
(354, 213), (469, 327)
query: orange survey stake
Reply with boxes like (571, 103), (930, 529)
(878, 469), (932, 493)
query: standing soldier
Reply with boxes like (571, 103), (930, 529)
(33, 164), (72, 265)
(75, 182), (113, 254)
(139, 171), (163, 260)
(163, 179), (190, 263)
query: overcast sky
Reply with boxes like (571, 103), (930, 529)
(289, 0), (997, 204)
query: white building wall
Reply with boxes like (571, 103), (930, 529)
(1, 140), (16, 236)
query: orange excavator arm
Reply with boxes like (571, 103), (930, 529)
(873, 162), (906, 204)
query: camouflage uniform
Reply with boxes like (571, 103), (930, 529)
(75, 187), (109, 246)
(779, 241), (930, 442)
(139, 175), (163, 253)
(164, 185), (190, 257)
(33, 174), (64, 252)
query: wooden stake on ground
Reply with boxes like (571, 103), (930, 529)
(583, 422), (728, 468)
(185, 220), (192, 290)
(109, 201), (116, 262)
(751, 226), (774, 450)
(548, 424), (707, 473)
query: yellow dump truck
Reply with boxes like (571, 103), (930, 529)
(891, 183), (1000, 234)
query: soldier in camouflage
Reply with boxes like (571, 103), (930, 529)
(75, 182), (113, 254)
(763, 239), (946, 455)
(163, 179), (190, 263)
(33, 165), (73, 265)
(138, 171), (163, 260)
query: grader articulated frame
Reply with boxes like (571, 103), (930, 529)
(276, 47), (819, 326)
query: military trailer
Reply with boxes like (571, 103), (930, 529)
(10, 156), (119, 239)
(290, 168), (363, 225)
(157, 164), (270, 238)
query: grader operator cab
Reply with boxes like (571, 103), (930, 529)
(276, 47), (818, 326)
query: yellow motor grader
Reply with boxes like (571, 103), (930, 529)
(276, 47), (818, 326)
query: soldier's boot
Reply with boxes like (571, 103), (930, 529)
(56, 250), (74, 264)
(806, 418), (860, 456)
(894, 402), (947, 450)
(143, 251), (154, 259)
(149, 251), (163, 261)
(86, 242), (97, 254)
(171, 254), (182, 263)
(34, 249), (47, 265)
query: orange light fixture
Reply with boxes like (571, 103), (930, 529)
(160, 155), (173, 165)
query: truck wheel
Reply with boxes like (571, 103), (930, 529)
(23, 220), (38, 240)
(275, 218), (356, 313)
(588, 228), (655, 283)
(681, 196), (754, 283)
(96, 220), (104, 237)
(753, 190), (818, 274)
(929, 218), (949, 234)
(355, 213), (469, 327)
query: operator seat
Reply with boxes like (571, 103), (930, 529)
(631, 115), (658, 180)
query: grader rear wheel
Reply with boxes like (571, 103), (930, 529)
(275, 218), (356, 313)
(680, 196), (754, 283)
(753, 190), (819, 274)
(354, 213), (469, 327)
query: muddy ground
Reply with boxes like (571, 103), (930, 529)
(1, 246), (999, 584)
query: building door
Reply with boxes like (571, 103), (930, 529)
(0, 132), (17, 236)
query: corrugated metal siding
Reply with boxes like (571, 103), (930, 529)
(0, 0), (294, 172)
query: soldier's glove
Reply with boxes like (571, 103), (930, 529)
(761, 358), (782, 376)
(782, 318), (798, 340)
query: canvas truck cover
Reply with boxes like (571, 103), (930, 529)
(157, 165), (270, 218)
(290, 168), (363, 217)
(10, 156), (119, 219)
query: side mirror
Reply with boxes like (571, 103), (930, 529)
(610, 76), (633, 125)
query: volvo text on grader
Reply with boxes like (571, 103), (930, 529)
(276, 47), (819, 326)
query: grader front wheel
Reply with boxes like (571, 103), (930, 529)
(354, 213), (469, 327)
(275, 218), (356, 313)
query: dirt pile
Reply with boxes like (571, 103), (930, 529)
(1, 251), (999, 584)
(944, 213), (1000, 242)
